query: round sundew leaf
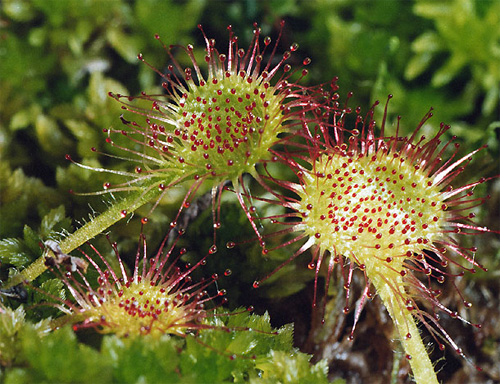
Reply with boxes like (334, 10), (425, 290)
(257, 89), (496, 381)
(53, 22), (315, 260)
(297, 150), (444, 272)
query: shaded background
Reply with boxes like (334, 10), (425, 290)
(1, 0), (499, 383)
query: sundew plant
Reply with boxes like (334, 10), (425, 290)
(1, 2), (500, 383)
(5, 20), (315, 290)
(250, 84), (497, 383)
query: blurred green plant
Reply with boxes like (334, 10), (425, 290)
(407, 0), (500, 116)
(0, 0), (210, 287)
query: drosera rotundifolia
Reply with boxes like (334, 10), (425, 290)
(43, 225), (229, 338)
(28, 225), (333, 382)
(41, 223), (285, 352)
(4, 22), (316, 289)
(246, 82), (499, 383)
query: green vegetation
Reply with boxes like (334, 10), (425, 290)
(1, 1), (498, 383)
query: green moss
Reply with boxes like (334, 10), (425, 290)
(0, 309), (328, 383)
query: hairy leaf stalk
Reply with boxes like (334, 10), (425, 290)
(5, 181), (164, 288)
(373, 274), (438, 384)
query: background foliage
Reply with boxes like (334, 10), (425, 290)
(1, 0), (499, 383)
